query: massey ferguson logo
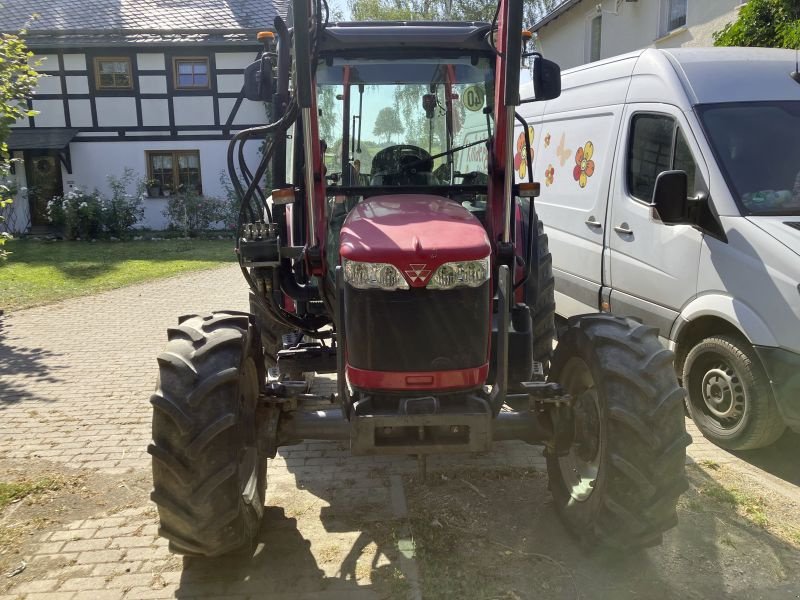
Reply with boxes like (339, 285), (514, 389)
(404, 263), (431, 283)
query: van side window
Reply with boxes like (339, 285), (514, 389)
(673, 128), (697, 194)
(627, 114), (674, 201)
(627, 113), (702, 203)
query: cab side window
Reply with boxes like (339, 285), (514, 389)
(627, 113), (702, 203)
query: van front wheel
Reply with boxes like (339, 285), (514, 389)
(682, 335), (785, 450)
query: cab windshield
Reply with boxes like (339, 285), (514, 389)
(698, 101), (800, 216)
(316, 55), (494, 190)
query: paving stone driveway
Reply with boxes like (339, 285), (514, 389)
(0, 265), (796, 599)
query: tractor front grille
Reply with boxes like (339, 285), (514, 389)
(344, 282), (490, 373)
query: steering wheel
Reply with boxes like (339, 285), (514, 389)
(371, 145), (434, 185)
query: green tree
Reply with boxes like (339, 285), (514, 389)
(349, 0), (561, 27)
(372, 107), (404, 143)
(714, 0), (800, 49)
(1, 31), (40, 260)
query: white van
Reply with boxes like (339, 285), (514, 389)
(516, 47), (800, 450)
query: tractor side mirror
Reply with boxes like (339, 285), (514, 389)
(652, 170), (689, 224)
(244, 56), (274, 102)
(532, 56), (561, 101)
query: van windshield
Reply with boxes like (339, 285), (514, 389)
(697, 101), (800, 216)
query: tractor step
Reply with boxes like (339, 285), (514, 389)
(277, 342), (337, 374)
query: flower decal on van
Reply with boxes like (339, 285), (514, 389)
(573, 141), (595, 188)
(514, 127), (534, 179)
(545, 164), (555, 186)
(544, 133), (551, 147)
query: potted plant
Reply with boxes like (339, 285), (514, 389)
(146, 179), (161, 197)
(162, 183), (172, 197)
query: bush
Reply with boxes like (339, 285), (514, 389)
(162, 188), (224, 236)
(105, 169), (145, 237)
(47, 188), (103, 239)
(218, 171), (241, 231)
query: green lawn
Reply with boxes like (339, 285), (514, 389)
(0, 239), (237, 312)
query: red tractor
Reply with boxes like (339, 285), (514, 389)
(148, 0), (690, 557)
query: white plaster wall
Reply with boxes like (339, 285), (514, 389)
(536, 0), (745, 69)
(141, 99), (170, 126)
(65, 75), (89, 95)
(62, 54), (87, 71)
(137, 53), (166, 71)
(31, 99), (66, 127)
(34, 74), (62, 95)
(535, 1), (592, 70)
(96, 97), (138, 127)
(63, 140), (261, 229)
(68, 99), (93, 127)
(139, 75), (167, 94)
(218, 98), (268, 127)
(172, 97), (215, 126)
(216, 74), (244, 94)
(215, 52), (257, 70)
(31, 54), (59, 72)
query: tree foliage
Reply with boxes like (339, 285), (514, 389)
(714, 0), (800, 49)
(348, 0), (561, 28)
(1, 32), (40, 259)
(372, 107), (404, 143)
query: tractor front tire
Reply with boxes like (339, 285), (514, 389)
(527, 217), (556, 373)
(148, 311), (267, 557)
(546, 314), (691, 549)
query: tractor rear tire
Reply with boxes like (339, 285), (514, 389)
(546, 314), (690, 549)
(148, 311), (267, 557)
(527, 216), (556, 374)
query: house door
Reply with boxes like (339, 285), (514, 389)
(25, 151), (64, 226)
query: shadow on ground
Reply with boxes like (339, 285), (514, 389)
(0, 317), (62, 406)
(734, 429), (800, 487)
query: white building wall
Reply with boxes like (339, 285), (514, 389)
(62, 140), (262, 230)
(536, 0), (745, 70)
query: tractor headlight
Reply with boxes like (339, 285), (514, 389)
(343, 258), (409, 290)
(427, 257), (490, 290)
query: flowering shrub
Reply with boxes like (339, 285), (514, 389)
(46, 169), (145, 239)
(47, 189), (103, 239)
(163, 187), (224, 236)
(218, 171), (241, 231)
(104, 169), (145, 236)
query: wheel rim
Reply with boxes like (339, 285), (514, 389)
(238, 354), (261, 504)
(692, 354), (747, 431)
(557, 357), (602, 503)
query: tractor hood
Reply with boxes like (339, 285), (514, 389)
(339, 195), (491, 287)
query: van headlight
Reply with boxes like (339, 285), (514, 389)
(427, 257), (490, 290)
(343, 258), (409, 290)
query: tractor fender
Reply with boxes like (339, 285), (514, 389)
(671, 293), (778, 349)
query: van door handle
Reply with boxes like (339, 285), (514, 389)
(585, 217), (602, 229)
(614, 223), (633, 235)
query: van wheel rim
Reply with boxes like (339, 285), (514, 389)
(701, 362), (745, 423)
(558, 357), (601, 503)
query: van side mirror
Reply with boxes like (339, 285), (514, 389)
(652, 170), (689, 224)
(532, 56), (561, 101)
(244, 56), (274, 102)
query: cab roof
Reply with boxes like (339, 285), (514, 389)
(319, 21), (493, 54)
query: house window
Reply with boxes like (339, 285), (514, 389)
(146, 150), (203, 195)
(663, 0), (687, 34)
(174, 58), (210, 89)
(589, 15), (602, 62)
(627, 113), (700, 203)
(95, 57), (132, 89)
